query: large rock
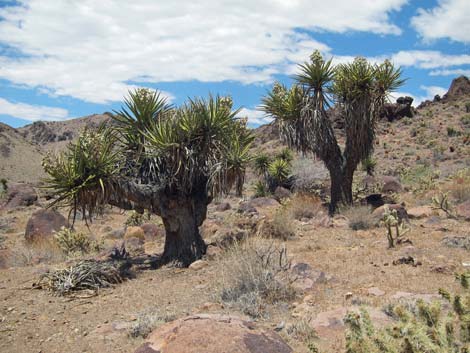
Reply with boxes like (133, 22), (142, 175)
(407, 205), (434, 219)
(380, 96), (414, 121)
(372, 204), (409, 223)
(442, 76), (470, 101)
(381, 176), (403, 193)
(24, 209), (68, 242)
(1, 183), (38, 209)
(134, 314), (293, 353)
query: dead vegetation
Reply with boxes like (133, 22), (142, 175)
(218, 237), (296, 318)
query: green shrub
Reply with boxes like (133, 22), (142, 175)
(254, 180), (268, 198)
(54, 227), (96, 255)
(124, 210), (145, 227)
(461, 115), (470, 126)
(447, 126), (460, 137)
(361, 157), (377, 176)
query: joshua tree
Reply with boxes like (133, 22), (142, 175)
(42, 89), (253, 267)
(262, 51), (403, 214)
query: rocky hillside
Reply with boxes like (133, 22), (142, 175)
(18, 113), (112, 151)
(0, 123), (46, 184)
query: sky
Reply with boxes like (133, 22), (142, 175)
(0, 0), (469, 128)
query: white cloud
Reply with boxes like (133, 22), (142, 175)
(430, 68), (470, 77)
(0, 98), (69, 121)
(237, 107), (273, 126)
(411, 0), (470, 43)
(0, 0), (407, 103)
(390, 50), (470, 69)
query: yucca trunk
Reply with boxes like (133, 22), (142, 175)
(159, 193), (208, 267)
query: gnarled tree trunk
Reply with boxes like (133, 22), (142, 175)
(159, 193), (208, 267)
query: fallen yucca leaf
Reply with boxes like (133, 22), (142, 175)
(37, 260), (123, 296)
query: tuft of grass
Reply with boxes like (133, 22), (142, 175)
(218, 237), (296, 318)
(446, 168), (470, 203)
(129, 308), (176, 338)
(344, 206), (375, 231)
(9, 239), (65, 267)
(287, 193), (323, 220)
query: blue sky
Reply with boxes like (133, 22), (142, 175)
(0, 0), (469, 128)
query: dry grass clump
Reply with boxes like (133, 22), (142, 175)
(285, 319), (318, 349)
(446, 168), (470, 203)
(37, 260), (123, 296)
(344, 205), (376, 231)
(129, 308), (176, 338)
(287, 193), (323, 220)
(218, 237), (296, 318)
(257, 208), (296, 240)
(9, 239), (65, 267)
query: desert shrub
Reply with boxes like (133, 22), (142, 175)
(287, 193), (323, 220)
(124, 210), (145, 227)
(361, 157), (377, 176)
(344, 206), (375, 231)
(286, 319), (318, 350)
(129, 308), (176, 338)
(9, 239), (65, 267)
(276, 147), (294, 163)
(447, 126), (460, 137)
(399, 164), (439, 193)
(465, 102), (470, 113)
(258, 208), (296, 240)
(461, 115), (470, 126)
(218, 238), (296, 318)
(254, 180), (268, 198)
(447, 169), (470, 203)
(0, 178), (7, 198)
(291, 157), (328, 193)
(54, 227), (99, 255)
(345, 272), (470, 353)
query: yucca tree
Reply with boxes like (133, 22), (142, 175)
(43, 89), (253, 267)
(262, 51), (404, 213)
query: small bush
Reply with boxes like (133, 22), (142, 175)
(286, 319), (318, 348)
(258, 208), (296, 240)
(344, 206), (375, 231)
(129, 308), (176, 338)
(54, 227), (96, 255)
(9, 239), (65, 267)
(447, 168), (470, 203)
(291, 157), (328, 193)
(0, 178), (7, 198)
(287, 193), (323, 220)
(124, 211), (145, 227)
(461, 115), (470, 126)
(254, 180), (268, 198)
(218, 238), (296, 318)
(447, 126), (460, 137)
(361, 157), (377, 176)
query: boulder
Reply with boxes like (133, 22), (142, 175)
(273, 186), (292, 201)
(215, 202), (231, 212)
(380, 96), (414, 121)
(381, 176), (403, 193)
(372, 204), (409, 223)
(407, 205), (434, 219)
(24, 209), (68, 242)
(124, 226), (145, 241)
(1, 183), (38, 209)
(247, 197), (279, 208)
(134, 314), (293, 353)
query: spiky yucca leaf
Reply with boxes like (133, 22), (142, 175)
(42, 126), (121, 223)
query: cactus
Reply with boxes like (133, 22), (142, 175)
(432, 192), (456, 218)
(344, 272), (470, 352)
(382, 206), (409, 248)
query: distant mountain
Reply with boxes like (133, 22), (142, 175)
(18, 113), (112, 151)
(0, 122), (46, 184)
